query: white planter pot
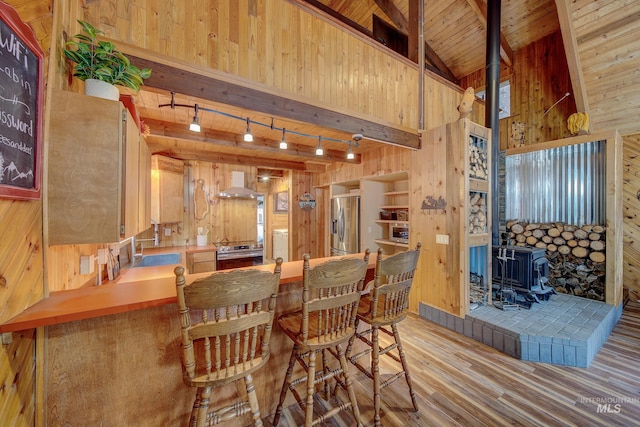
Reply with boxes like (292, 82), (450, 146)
(84, 79), (120, 101)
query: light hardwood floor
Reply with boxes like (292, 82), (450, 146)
(268, 300), (640, 426)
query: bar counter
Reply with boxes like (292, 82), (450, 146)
(22, 253), (375, 425)
(0, 253), (374, 333)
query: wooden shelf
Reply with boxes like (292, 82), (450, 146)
(361, 172), (410, 255)
(469, 179), (489, 192)
(383, 190), (409, 197)
(374, 239), (409, 248)
(379, 205), (409, 210)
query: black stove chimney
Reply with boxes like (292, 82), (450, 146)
(485, 0), (501, 245)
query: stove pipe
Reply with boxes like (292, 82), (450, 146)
(485, 0), (501, 245)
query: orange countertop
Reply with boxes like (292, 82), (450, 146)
(0, 253), (374, 333)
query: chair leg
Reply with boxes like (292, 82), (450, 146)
(392, 323), (419, 411)
(273, 345), (298, 426)
(192, 386), (211, 427)
(345, 318), (360, 359)
(244, 373), (264, 427)
(321, 349), (331, 400)
(304, 349), (317, 427)
(337, 344), (363, 427)
(371, 325), (382, 427)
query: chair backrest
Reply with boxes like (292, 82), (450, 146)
(369, 243), (421, 325)
(299, 250), (371, 346)
(174, 259), (283, 386)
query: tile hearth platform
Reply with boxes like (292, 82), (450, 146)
(419, 293), (622, 367)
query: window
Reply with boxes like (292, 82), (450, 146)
(476, 80), (511, 119)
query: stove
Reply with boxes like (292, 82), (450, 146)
(214, 240), (264, 269)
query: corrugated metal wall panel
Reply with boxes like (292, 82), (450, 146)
(506, 140), (605, 226)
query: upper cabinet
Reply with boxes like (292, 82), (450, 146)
(48, 90), (146, 244)
(151, 155), (184, 223)
(138, 137), (152, 233)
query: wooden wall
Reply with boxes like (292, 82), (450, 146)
(460, 30), (576, 150)
(315, 91), (486, 314)
(79, 0), (420, 131)
(0, 2), (52, 426)
(623, 134), (640, 299)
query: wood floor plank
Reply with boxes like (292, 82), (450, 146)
(266, 300), (640, 426)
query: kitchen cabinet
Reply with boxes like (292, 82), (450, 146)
(187, 249), (216, 274)
(138, 137), (152, 234)
(151, 155), (184, 223)
(48, 89), (142, 244)
(361, 172), (409, 254)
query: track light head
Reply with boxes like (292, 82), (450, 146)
(244, 117), (253, 142)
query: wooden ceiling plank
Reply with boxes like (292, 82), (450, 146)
(126, 54), (419, 149)
(465, 0), (514, 67)
(577, 10), (640, 45)
(554, 0), (590, 114)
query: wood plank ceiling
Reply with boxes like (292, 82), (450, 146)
(133, 0), (640, 175)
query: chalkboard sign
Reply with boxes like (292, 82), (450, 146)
(0, 2), (44, 200)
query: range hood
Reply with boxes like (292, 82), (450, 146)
(218, 171), (262, 199)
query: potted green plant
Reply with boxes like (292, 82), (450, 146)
(63, 20), (151, 100)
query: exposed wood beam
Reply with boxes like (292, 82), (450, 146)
(142, 118), (361, 164)
(466, 0), (513, 67)
(125, 53), (419, 149)
(374, 0), (409, 33)
(378, 0), (457, 82)
(300, 0), (373, 37)
(554, 0), (589, 113)
(149, 146), (328, 173)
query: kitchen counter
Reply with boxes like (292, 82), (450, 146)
(0, 252), (374, 333)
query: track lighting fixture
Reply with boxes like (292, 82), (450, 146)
(346, 142), (355, 160)
(159, 92), (365, 157)
(244, 117), (253, 142)
(279, 128), (288, 149)
(315, 136), (324, 156)
(189, 104), (201, 132)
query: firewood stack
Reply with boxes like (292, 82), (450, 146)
(469, 192), (487, 234)
(506, 220), (606, 300)
(468, 138), (488, 180)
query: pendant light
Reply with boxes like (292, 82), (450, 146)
(243, 117), (253, 142)
(279, 128), (288, 149)
(346, 142), (355, 160)
(315, 136), (324, 156)
(189, 104), (201, 132)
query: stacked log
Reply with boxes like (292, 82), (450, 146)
(505, 220), (606, 301)
(468, 138), (488, 180)
(469, 192), (487, 234)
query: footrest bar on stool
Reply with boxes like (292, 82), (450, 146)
(380, 370), (405, 389)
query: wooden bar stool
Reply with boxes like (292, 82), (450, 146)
(174, 260), (283, 427)
(346, 244), (422, 427)
(272, 251), (370, 427)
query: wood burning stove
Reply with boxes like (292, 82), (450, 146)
(492, 246), (553, 307)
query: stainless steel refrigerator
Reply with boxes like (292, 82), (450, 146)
(330, 195), (360, 255)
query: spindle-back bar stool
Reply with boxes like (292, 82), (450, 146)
(174, 259), (283, 427)
(346, 243), (421, 427)
(272, 251), (370, 427)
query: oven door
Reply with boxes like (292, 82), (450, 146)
(216, 255), (263, 271)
